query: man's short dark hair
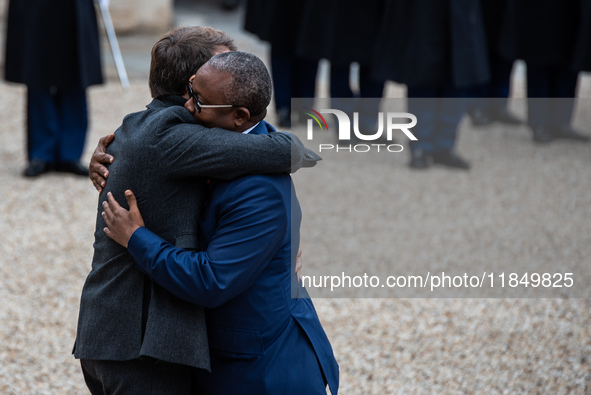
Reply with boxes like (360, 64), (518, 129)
(203, 51), (272, 123)
(149, 26), (236, 98)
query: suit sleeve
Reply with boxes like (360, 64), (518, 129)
(156, 118), (314, 179)
(127, 177), (288, 308)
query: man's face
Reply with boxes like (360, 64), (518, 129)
(184, 64), (238, 131)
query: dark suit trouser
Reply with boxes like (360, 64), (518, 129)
(526, 63), (579, 127)
(26, 86), (88, 163)
(330, 62), (385, 98)
(330, 63), (385, 131)
(467, 56), (514, 113)
(80, 358), (194, 395)
(407, 85), (467, 153)
(270, 46), (318, 113)
(486, 55), (513, 99)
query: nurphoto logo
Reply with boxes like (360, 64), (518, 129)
(303, 107), (418, 153)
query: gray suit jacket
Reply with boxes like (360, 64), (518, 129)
(74, 95), (316, 370)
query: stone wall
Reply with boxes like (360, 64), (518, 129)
(108, 0), (173, 34)
(0, 0), (173, 35)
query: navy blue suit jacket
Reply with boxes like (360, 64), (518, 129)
(127, 121), (339, 394)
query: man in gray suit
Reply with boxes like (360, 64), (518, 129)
(74, 26), (317, 394)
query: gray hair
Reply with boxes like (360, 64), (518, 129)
(203, 51), (272, 121)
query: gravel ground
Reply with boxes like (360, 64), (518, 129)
(1, 41), (591, 395)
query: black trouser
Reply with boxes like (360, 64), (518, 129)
(526, 63), (579, 127)
(80, 358), (195, 395)
(270, 45), (318, 114)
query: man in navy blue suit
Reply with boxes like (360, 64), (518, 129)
(5, 0), (102, 177)
(101, 51), (339, 394)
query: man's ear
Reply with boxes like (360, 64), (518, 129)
(233, 107), (251, 127)
(184, 74), (197, 100)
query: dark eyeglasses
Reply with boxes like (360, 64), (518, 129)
(187, 82), (237, 113)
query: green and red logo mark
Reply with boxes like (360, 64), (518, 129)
(303, 107), (329, 132)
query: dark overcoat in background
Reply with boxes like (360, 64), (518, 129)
(244, 0), (307, 47)
(4, 0), (103, 88)
(479, 0), (509, 56)
(372, 0), (489, 89)
(498, 0), (579, 67)
(572, 0), (591, 72)
(295, 0), (385, 67)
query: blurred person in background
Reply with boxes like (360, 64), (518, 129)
(572, 0), (591, 84)
(4, 0), (103, 177)
(297, 0), (387, 135)
(220, 0), (240, 10)
(373, 0), (490, 170)
(498, 0), (590, 143)
(467, 0), (522, 127)
(244, 1), (318, 127)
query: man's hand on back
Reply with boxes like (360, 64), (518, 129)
(102, 190), (145, 248)
(90, 134), (115, 193)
